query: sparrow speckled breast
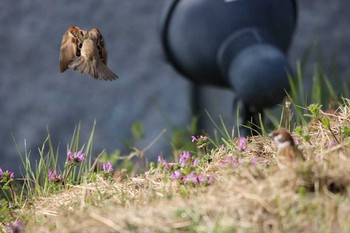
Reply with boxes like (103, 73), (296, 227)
(59, 26), (118, 81)
(269, 128), (305, 169)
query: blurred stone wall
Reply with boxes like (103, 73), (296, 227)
(0, 1), (349, 174)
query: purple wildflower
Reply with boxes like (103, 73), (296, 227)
(8, 221), (25, 233)
(183, 171), (198, 184)
(48, 170), (62, 182)
(197, 173), (206, 183)
(158, 156), (167, 166)
(191, 136), (197, 142)
(0, 167), (14, 181)
(102, 161), (114, 173)
(68, 150), (85, 164)
(221, 155), (239, 165)
(171, 170), (182, 180)
(238, 137), (248, 152)
(191, 135), (203, 142)
(179, 151), (191, 167)
(221, 155), (231, 165)
(191, 158), (199, 166)
(158, 155), (171, 171)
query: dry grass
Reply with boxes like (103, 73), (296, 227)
(3, 99), (350, 233)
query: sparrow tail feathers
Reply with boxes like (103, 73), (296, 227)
(69, 57), (118, 81)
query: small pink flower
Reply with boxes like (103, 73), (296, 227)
(221, 155), (239, 165)
(221, 156), (231, 165)
(0, 167), (14, 181)
(191, 135), (203, 142)
(191, 136), (197, 142)
(157, 155), (166, 165)
(102, 161), (114, 173)
(191, 158), (199, 166)
(48, 170), (62, 182)
(68, 150), (85, 164)
(183, 171), (198, 184)
(171, 170), (182, 180)
(179, 151), (191, 167)
(197, 173), (206, 183)
(158, 156), (171, 171)
(8, 221), (25, 233)
(238, 137), (247, 152)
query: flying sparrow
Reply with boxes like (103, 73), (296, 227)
(269, 128), (305, 169)
(59, 26), (118, 81)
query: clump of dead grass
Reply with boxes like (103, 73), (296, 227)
(3, 99), (350, 233)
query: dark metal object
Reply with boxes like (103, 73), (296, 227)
(159, 0), (297, 135)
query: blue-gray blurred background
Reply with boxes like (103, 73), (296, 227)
(1, 1), (349, 174)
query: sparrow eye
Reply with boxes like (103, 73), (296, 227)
(80, 31), (84, 36)
(78, 43), (82, 49)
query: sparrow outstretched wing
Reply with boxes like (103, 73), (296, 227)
(90, 28), (108, 65)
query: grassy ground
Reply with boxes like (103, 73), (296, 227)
(1, 99), (350, 232)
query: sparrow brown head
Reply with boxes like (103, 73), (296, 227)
(59, 26), (118, 81)
(269, 128), (305, 169)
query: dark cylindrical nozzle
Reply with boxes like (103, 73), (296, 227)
(216, 28), (292, 109)
(228, 44), (291, 109)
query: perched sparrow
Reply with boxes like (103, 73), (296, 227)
(269, 128), (305, 169)
(59, 26), (118, 81)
